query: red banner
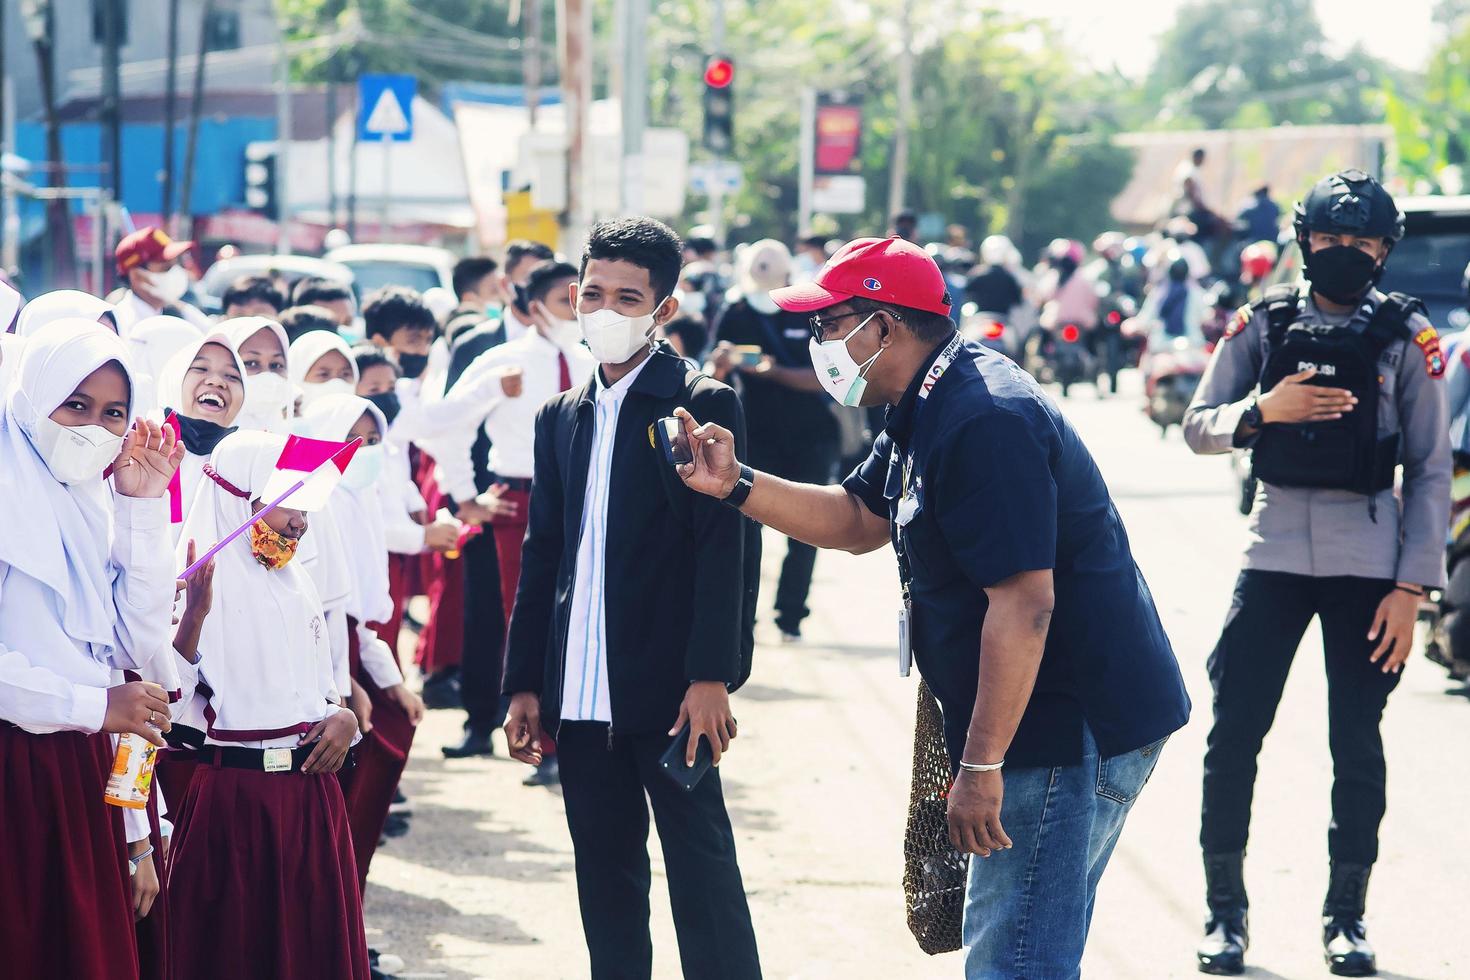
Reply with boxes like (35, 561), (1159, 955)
(814, 99), (863, 175)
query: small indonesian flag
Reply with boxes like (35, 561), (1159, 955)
(164, 412), (184, 523)
(261, 434), (360, 512)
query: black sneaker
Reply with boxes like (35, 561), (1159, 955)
(441, 727), (495, 759)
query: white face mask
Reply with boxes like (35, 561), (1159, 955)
(297, 377), (355, 412)
(747, 292), (779, 315)
(31, 417), (125, 485)
(545, 317), (583, 350)
(139, 265), (189, 304)
(809, 312), (883, 408)
(676, 288), (707, 316)
(577, 302), (663, 364)
(341, 443), (383, 491)
(240, 372), (292, 430)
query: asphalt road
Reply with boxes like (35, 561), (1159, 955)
(365, 372), (1466, 980)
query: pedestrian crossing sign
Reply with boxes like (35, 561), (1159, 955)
(358, 74), (416, 143)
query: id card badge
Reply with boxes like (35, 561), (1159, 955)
(898, 603), (913, 677)
(262, 747), (293, 773)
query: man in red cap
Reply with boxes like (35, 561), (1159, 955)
(111, 227), (207, 336)
(673, 236), (1190, 977)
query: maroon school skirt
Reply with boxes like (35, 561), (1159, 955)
(0, 725), (138, 980)
(136, 788), (172, 980)
(167, 762), (369, 980)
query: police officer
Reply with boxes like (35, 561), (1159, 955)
(1184, 170), (1451, 977)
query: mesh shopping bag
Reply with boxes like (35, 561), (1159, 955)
(902, 679), (970, 955)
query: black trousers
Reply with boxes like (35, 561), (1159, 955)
(1201, 571), (1401, 865)
(750, 434), (839, 633)
(557, 722), (762, 980)
(460, 529), (508, 732)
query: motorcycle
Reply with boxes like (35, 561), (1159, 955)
(1422, 460), (1470, 684)
(1143, 337), (1210, 435)
(1024, 323), (1095, 397)
(959, 303), (1018, 361)
(1094, 293), (1138, 395)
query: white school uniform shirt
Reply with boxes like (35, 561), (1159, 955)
(378, 443), (428, 554)
(560, 354), (653, 723)
(432, 330), (596, 502)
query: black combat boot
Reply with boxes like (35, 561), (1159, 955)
(1197, 852), (1249, 975)
(1323, 862), (1377, 976)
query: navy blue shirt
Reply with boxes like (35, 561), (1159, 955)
(843, 337), (1190, 768)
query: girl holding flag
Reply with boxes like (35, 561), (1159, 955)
(298, 393), (425, 892)
(166, 428), (368, 980)
(0, 320), (183, 979)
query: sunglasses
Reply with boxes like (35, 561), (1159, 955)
(808, 308), (901, 343)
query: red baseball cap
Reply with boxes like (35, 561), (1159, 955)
(771, 236), (952, 316)
(116, 227), (194, 275)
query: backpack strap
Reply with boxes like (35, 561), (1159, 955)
(1258, 284), (1302, 349)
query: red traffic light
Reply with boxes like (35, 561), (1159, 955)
(704, 58), (734, 89)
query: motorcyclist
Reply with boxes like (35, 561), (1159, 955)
(1034, 238), (1098, 333)
(964, 234), (1025, 316)
(1137, 255), (1209, 358)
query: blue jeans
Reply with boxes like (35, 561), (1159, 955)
(961, 725), (1167, 979)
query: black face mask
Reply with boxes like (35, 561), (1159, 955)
(365, 390), (401, 426)
(170, 411), (238, 456)
(1303, 244), (1381, 305)
(398, 352), (429, 379)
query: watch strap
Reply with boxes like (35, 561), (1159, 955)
(722, 464), (755, 508)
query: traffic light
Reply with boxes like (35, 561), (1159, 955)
(702, 56), (734, 155)
(243, 142), (278, 220)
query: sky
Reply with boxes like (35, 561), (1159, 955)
(995, 0), (1439, 78)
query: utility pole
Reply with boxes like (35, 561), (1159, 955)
(162, 0), (180, 229)
(708, 0), (725, 244)
(619, 0), (648, 216)
(524, 0), (542, 126)
(798, 88), (815, 235)
(24, 0), (75, 286)
(558, 0), (592, 250)
(888, 0), (913, 219)
(180, 0), (216, 238)
(326, 73), (338, 229)
(275, 20), (292, 252)
(100, 0), (121, 290)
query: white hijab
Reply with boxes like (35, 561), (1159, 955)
(16, 290), (115, 338)
(174, 430), (334, 734)
(296, 393), (392, 624)
(225, 316), (292, 433)
(125, 315), (202, 417)
(0, 319), (133, 649)
(288, 330), (359, 396)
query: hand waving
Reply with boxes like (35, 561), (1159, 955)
(111, 418), (184, 499)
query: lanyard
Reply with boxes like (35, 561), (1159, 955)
(894, 333), (966, 602)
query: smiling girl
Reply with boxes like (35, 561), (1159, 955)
(0, 320), (183, 979)
(153, 331), (246, 529)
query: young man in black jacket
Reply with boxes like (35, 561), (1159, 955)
(502, 217), (762, 980)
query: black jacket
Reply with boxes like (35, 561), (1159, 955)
(502, 346), (748, 735)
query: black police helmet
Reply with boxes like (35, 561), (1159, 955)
(1293, 169), (1404, 246)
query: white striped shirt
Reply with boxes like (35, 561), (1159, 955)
(560, 355), (652, 722)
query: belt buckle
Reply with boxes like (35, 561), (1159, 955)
(262, 747), (293, 773)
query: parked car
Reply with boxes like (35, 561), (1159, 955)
(324, 244), (456, 300)
(1267, 194), (1470, 331)
(197, 255), (355, 316)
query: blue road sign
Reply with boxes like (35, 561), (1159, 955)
(358, 74), (416, 143)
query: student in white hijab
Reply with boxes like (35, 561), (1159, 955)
(288, 330), (359, 415)
(226, 316), (292, 433)
(0, 319), (182, 977)
(15, 288), (117, 337)
(165, 429), (368, 980)
(124, 315), (202, 418)
(152, 329), (246, 532)
(297, 393), (424, 895)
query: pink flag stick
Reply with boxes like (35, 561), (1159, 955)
(176, 437), (360, 580)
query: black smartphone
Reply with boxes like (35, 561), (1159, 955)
(655, 416), (693, 466)
(659, 722), (714, 792)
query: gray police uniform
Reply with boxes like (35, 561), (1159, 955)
(1183, 288), (1451, 868)
(1185, 290), (1450, 588)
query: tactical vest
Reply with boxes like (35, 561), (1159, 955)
(1251, 284), (1422, 496)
